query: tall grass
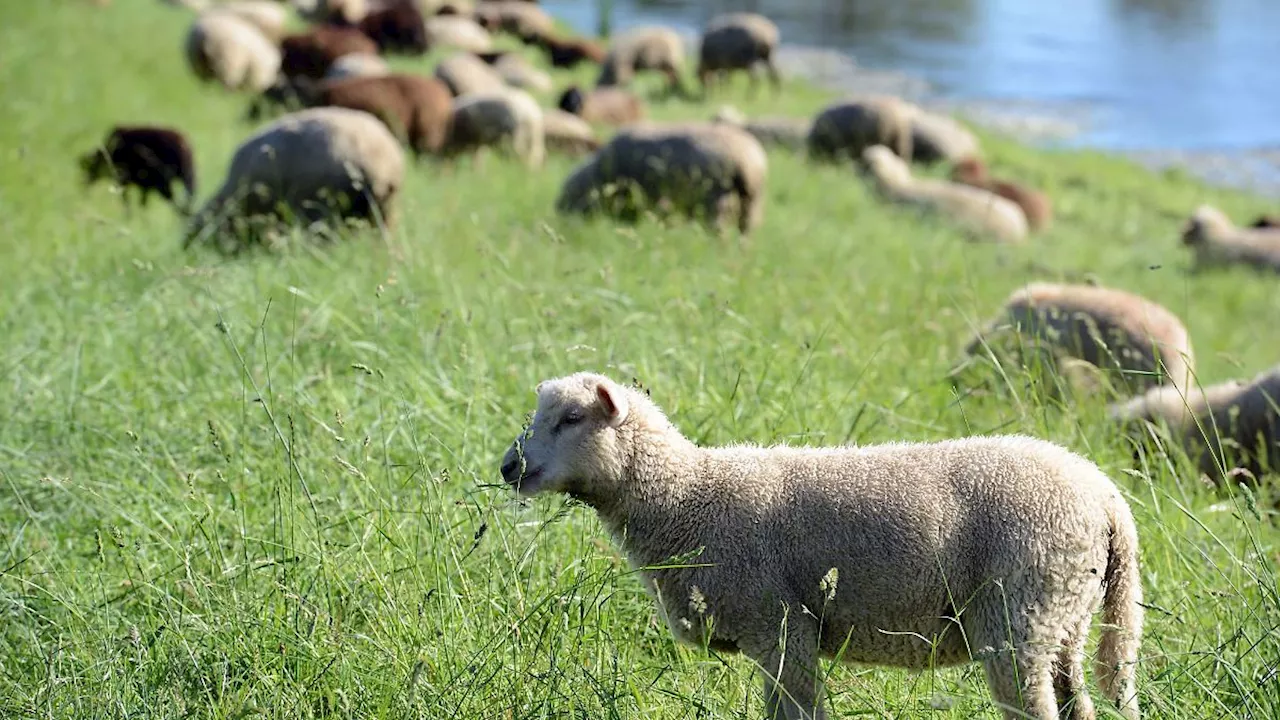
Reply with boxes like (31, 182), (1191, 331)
(0, 3), (1276, 719)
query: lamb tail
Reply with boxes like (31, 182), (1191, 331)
(1096, 495), (1143, 720)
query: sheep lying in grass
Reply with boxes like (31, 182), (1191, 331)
(476, 51), (552, 93)
(555, 122), (768, 235)
(434, 52), (506, 97)
(1111, 367), (1280, 485)
(1180, 205), (1280, 273)
(442, 88), (545, 167)
(964, 282), (1196, 396)
(862, 145), (1027, 243)
(79, 125), (197, 214)
(597, 26), (688, 96)
(697, 12), (781, 95)
(808, 96), (913, 163)
(541, 109), (600, 156)
(324, 52), (389, 81)
(952, 157), (1053, 231)
(281, 26), (379, 80)
(184, 106), (404, 251)
(501, 372), (1143, 720)
(712, 105), (809, 152)
(908, 108), (981, 165)
(557, 85), (646, 126)
(185, 11), (281, 92)
(424, 15), (494, 53)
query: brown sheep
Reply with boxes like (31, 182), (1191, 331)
(557, 85), (645, 127)
(281, 26), (379, 81)
(951, 157), (1053, 231)
(353, 1), (428, 55)
(312, 74), (454, 156)
(79, 125), (197, 214)
(529, 32), (606, 68)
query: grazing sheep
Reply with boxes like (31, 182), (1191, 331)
(541, 108), (600, 156)
(1110, 367), (1280, 484)
(312, 74), (453, 156)
(473, 1), (554, 41)
(557, 85), (645, 127)
(556, 122), (768, 235)
(476, 51), (552, 93)
(79, 125), (197, 214)
(198, 1), (289, 42)
(424, 15), (494, 53)
(434, 52), (506, 97)
(324, 52), (390, 81)
(500, 372), (1143, 720)
(697, 12), (781, 95)
(965, 282), (1196, 396)
(354, 1), (429, 55)
(862, 145), (1027, 244)
(808, 96), (913, 163)
(1250, 214), (1279, 229)
(711, 105), (809, 152)
(185, 11), (281, 92)
(442, 89), (545, 167)
(908, 108), (982, 165)
(184, 106), (404, 250)
(597, 26), (688, 96)
(530, 31), (606, 68)
(952, 157), (1053, 231)
(295, 0), (367, 24)
(280, 26), (379, 81)
(1181, 205), (1280, 273)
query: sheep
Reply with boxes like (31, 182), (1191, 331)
(697, 12), (781, 95)
(964, 282), (1196, 396)
(808, 96), (914, 163)
(500, 372), (1144, 720)
(184, 106), (404, 250)
(353, 1), (429, 55)
(541, 108), (600, 157)
(79, 125), (197, 214)
(951, 157), (1053, 231)
(1110, 366), (1280, 484)
(312, 74), (453, 156)
(711, 104), (809, 152)
(557, 85), (645, 127)
(280, 26), (379, 81)
(441, 88), (545, 167)
(324, 52), (390, 81)
(476, 51), (552, 93)
(908, 108), (982, 165)
(196, 1), (289, 42)
(597, 26), (688, 96)
(862, 145), (1028, 244)
(556, 122), (768, 235)
(434, 52), (506, 97)
(473, 1), (554, 41)
(185, 11), (281, 93)
(529, 31), (606, 69)
(424, 15), (494, 53)
(294, 0), (367, 24)
(1180, 205), (1280, 273)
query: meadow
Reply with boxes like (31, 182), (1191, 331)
(1, 2), (1277, 718)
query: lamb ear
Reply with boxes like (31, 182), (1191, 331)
(595, 380), (629, 427)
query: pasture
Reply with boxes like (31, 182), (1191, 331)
(1, 2), (1277, 718)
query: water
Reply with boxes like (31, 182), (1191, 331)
(542, 0), (1280, 191)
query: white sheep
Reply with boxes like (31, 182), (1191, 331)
(184, 106), (405, 250)
(1180, 204), (1280, 273)
(697, 12), (781, 95)
(442, 88), (545, 168)
(808, 96), (914, 163)
(1110, 366), (1280, 484)
(862, 144), (1028, 243)
(185, 10), (282, 93)
(908, 106), (982, 165)
(964, 281), (1196, 395)
(555, 122), (768, 235)
(712, 104), (810, 152)
(541, 108), (600, 156)
(324, 52), (390, 81)
(434, 52), (507, 97)
(500, 372), (1143, 720)
(482, 51), (553, 94)
(597, 25), (688, 96)
(424, 15), (494, 54)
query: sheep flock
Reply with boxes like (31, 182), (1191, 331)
(56, 1), (1280, 719)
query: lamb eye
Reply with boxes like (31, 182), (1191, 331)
(557, 412), (583, 431)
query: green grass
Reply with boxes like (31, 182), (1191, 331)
(2, 3), (1278, 719)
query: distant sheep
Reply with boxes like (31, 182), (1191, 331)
(557, 85), (645, 126)
(908, 108), (981, 165)
(808, 96), (913, 163)
(501, 372), (1143, 720)
(556, 122), (768, 235)
(184, 106), (404, 250)
(442, 88), (545, 167)
(354, 1), (429, 55)
(424, 15), (494, 53)
(474, 1), (554, 40)
(1181, 205), (1280, 273)
(324, 52), (390, 81)
(434, 52), (506, 97)
(530, 32), (606, 69)
(597, 26), (688, 96)
(280, 26), (379, 81)
(542, 109), (600, 157)
(313, 74), (454, 156)
(965, 282), (1196, 395)
(296, 0), (367, 24)
(202, 1), (289, 42)
(951, 157), (1053, 231)
(79, 125), (197, 214)
(185, 11), (281, 92)
(712, 105), (809, 152)
(697, 12), (781, 95)
(476, 51), (552, 93)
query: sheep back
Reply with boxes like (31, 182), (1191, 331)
(315, 73), (454, 155)
(424, 16), (494, 53)
(808, 96), (913, 162)
(281, 26), (379, 80)
(697, 12), (779, 74)
(325, 52), (390, 81)
(909, 109), (981, 165)
(444, 89), (545, 166)
(434, 52), (506, 97)
(186, 11), (281, 92)
(542, 108), (600, 156)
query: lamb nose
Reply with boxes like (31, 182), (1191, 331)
(500, 458), (519, 481)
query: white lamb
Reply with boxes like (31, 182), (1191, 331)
(185, 10), (281, 93)
(501, 372), (1144, 720)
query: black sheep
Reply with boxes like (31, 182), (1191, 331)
(79, 125), (196, 214)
